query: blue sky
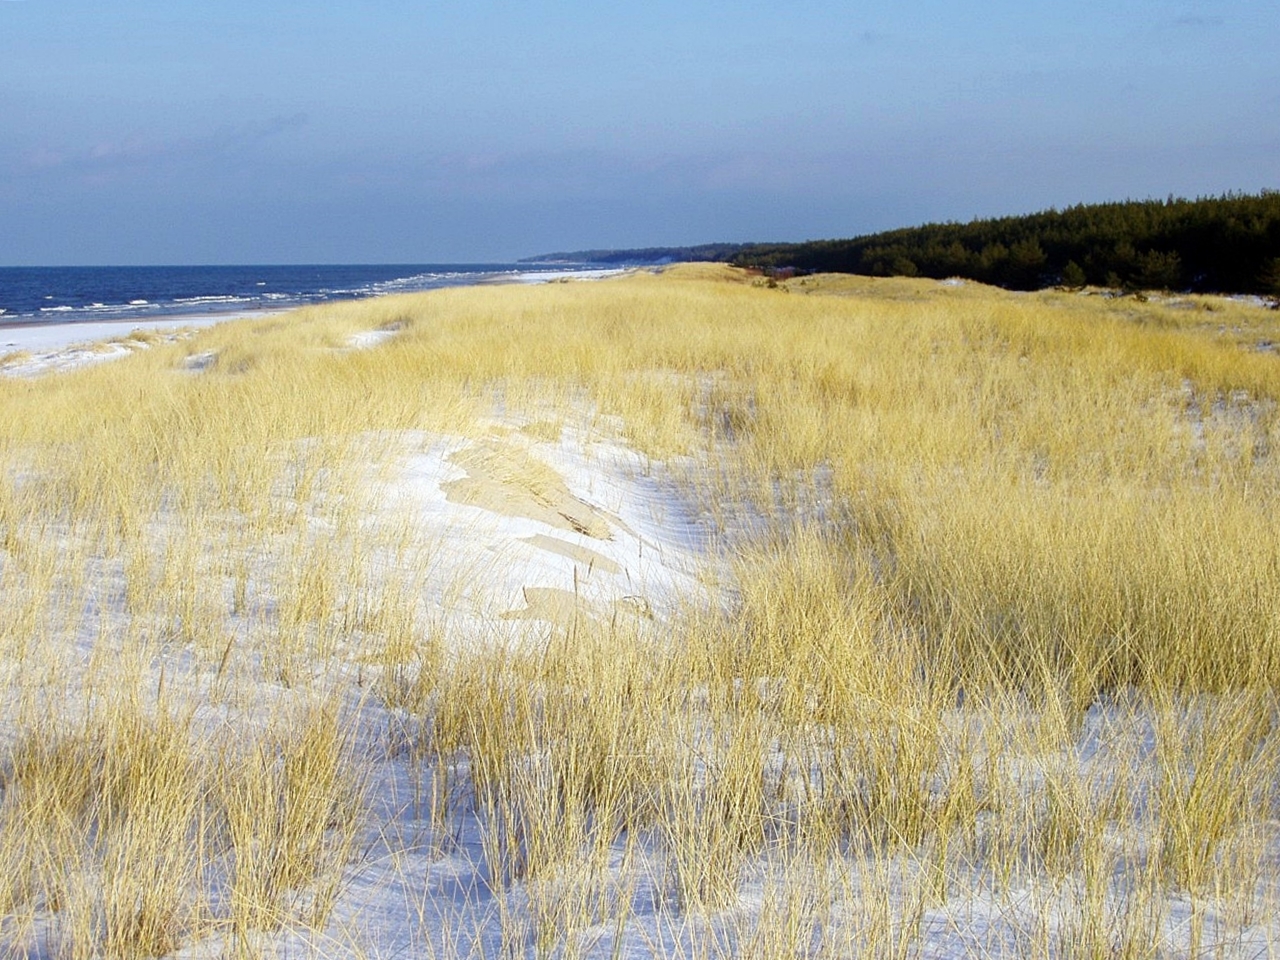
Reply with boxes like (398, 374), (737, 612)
(1, 0), (1277, 264)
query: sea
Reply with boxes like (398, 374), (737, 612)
(0, 263), (611, 326)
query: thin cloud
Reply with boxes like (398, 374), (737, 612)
(22, 113), (310, 180)
(1170, 14), (1225, 27)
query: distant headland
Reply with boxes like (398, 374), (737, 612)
(527, 191), (1280, 297)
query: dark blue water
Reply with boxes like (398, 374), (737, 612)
(0, 263), (600, 325)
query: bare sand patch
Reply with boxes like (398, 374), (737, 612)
(520, 533), (621, 575)
(498, 584), (654, 627)
(500, 585), (590, 625)
(441, 438), (615, 539)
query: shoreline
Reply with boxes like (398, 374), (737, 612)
(0, 267), (636, 377)
(0, 264), (632, 330)
(0, 307), (290, 356)
(0, 267), (633, 356)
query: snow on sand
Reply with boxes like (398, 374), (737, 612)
(0, 314), (252, 376)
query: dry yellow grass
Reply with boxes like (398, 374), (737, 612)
(0, 265), (1277, 957)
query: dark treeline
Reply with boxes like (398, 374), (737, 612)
(732, 192), (1280, 295)
(520, 243), (753, 265)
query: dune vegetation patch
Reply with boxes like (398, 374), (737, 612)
(0, 266), (1278, 957)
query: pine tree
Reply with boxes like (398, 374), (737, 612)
(1134, 250), (1182, 291)
(1007, 239), (1048, 289)
(1260, 257), (1280, 298)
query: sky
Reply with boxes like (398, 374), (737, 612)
(1, 1), (1277, 265)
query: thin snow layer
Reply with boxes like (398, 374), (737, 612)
(346, 326), (401, 350)
(0, 315), (234, 376)
(171, 699), (1280, 960)
(377, 428), (716, 634)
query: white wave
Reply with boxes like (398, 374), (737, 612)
(129, 299), (149, 305)
(173, 295), (254, 304)
(514, 268), (628, 284)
